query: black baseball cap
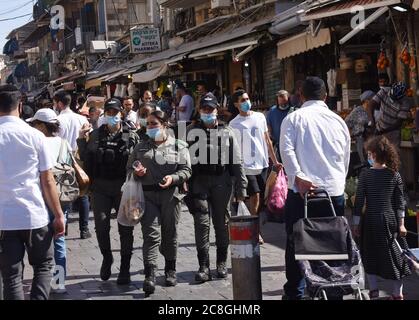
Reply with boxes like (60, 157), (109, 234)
(104, 98), (123, 112)
(199, 92), (219, 109)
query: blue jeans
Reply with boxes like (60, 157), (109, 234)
(283, 191), (345, 300)
(76, 195), (90, 232)
(48, 204), (70, 278)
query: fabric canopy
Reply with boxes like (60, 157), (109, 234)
(277, 28), (331, 60)
(132, 64), (168, 83)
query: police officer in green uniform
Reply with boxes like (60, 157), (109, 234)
(77, 98), (139, 285)
(126, 110), (191, 295)
(186, 92), (247, 282)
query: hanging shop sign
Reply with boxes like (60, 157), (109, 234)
(130, 26), (161, 54)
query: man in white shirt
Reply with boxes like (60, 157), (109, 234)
(0, 85), (65, 300)
(279, 77), (350, 300)
(175, 85), (194, 122)
(53, 90), (92, 240)
(229, 90), (281, 243)
(122, 96), (138, 124)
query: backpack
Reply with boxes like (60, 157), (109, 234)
(52, 140), (80, 204)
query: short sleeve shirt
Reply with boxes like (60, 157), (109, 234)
(0, 116), (53, 230)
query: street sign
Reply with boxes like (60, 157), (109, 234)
(130, 27), (161, 54)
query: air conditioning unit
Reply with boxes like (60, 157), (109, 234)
(211, 0), (230, 9)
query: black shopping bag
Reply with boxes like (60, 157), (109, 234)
(293, 216), (350, 261)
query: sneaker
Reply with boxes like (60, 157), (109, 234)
(259, 235), (264, 245)
(369, 289), (379, 299)
(216, 262), (228, 278)
(80, 230), (92, 239)
(388, 295), (404, 300)
(51, 284), (67, 294)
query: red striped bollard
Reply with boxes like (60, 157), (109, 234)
(229, 215), (262, 300)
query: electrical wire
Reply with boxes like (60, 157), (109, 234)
(0, 13), (32, 22)
(111, 0), (124, 33)
(129, 0), (140, 25)
(0, 0), (32, 16)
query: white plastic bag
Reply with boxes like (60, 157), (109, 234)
(237, 201), (251, 216)
(117, 174), (145, 226)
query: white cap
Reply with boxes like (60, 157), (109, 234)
(26, 108), (59, 124)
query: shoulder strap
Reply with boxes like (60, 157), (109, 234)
(57, 139), (66, 163)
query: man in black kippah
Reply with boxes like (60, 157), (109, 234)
(279, 76), (351, 300)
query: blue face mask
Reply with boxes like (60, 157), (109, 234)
(368, 158), (374, 166)
(240, 100), (252, 112)
(106, 115), (121, 127)
(200, 113), (217, 125)
(138, 118), (147, 128)
(146, 127), (162, 140)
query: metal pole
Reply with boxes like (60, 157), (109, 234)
(0, 271), (3, 300)
(104, 0), (109, 41)
(229, 215), (262, 300)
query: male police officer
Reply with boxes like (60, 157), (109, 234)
(186, 93), (247, 282)
(77, 98), (139, 285)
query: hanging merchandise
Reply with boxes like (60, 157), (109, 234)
(327, 69), (337, 97)
(127, 83), (136, 97)
(377, 50), (389, 71)
(399, 43), (410, 65)
(114, 84), (122, 97)
(120, 84), (127, 97)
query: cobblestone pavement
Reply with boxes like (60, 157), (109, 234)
(21, 207), (419, 300)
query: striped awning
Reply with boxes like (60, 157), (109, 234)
(302, 0), (401, 21)
(277, 28), (331, 60)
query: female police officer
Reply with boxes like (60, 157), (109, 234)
(126, 110), (191, 295)
(77, 98), (139, 285)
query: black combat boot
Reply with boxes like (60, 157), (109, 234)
(216, 247), (228, 279)
(143, 265), (156, 295)
(195, 250), (212, 283)
(117, 255), (131, 285)
(164, 260), (177, 287)
(100, 253), (113, 281)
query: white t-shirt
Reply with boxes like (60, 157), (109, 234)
(0, 116), (54, 230)
(57, 108), (88, 151)
(178, 94), (194, 121)
(46, 136), (72, 166)
(125, 110), (138, 124)
(229, 111), (269, 174)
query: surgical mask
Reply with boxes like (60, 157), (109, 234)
(200, 113), (217, 125)
(138, 118), (147, 127)
(106, 115), (121, 127)
(240, 100), (252, 112)
(368, 158), (374, 166)
(146, 127), (163, 140)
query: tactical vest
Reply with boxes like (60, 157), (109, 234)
(91, 123), (134, 180)
(190, 122), (229, 176)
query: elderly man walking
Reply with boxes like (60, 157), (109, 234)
(279, 77), (351, 300)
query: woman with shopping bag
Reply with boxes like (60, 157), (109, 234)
(126, 110), (192, 295)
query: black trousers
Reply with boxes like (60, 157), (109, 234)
(0, 226), (54, 300)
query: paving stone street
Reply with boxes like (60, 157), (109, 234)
(21, 207), (419, 300)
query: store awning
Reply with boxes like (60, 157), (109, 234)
(302, 0), (401, 21)
(85, 78), (103, 89)
(132, 64), (168, 83)
(188, 36), (260, 59)
(102, 69), (127, 82)
(51, 70), (85, 85)
(277, 28), (331, 60)
(22, 24), (50, 45)
(159, 0), (207, 9)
